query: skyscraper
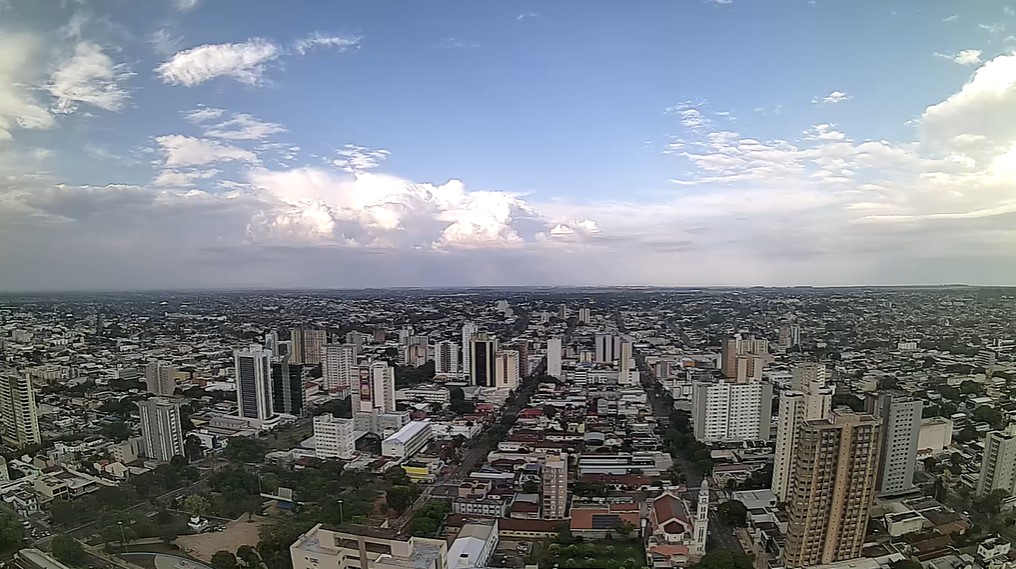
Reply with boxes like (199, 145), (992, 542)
(322, 344), (356, 391)
(542, 453), (568, 519)
(0, 372), (40, 447)
(494, 349), (520, 390)
(773, 364), (833, 502)
(434, 340), (459, 374)
(290, 328), (327, 365)
(869, 392), (922, 497)
(618, 340), (636, 385)
(577, 307), (591, 324)
(977, 425), (1016, 497)
(469, 333), (498, 387)
(720, 333), (769, 382)
(145, 361), (177, 396)
(352, 362), (396, 414)
(594, 334), (620, 364)
(783, 409), (882, 568)
(461, 322), (478, 376)
(546, 338), (562, 379)
(691, 381), (773, 442)
(271, 358), (305, 416)
(138, 397), (185, 462)
(234, 346), (273, 420)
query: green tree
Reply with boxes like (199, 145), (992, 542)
(718, 500), (748, 527)
(51, 535), (87, 565)
(224, 437), (270, 464)
(211, 551), (239, 569)
(184, 495), (212, 518)
(410, 516), (439, 536)
(890, 561), (924, 569)
(386, 486), (417, 513)
(522, 480), (540, 493)
(0, 514), (24, 552)
(237, 545), (262, 568)
(973, 406), (1004, 429)
(185, 435), (204, 462)
(450, 387), (465, 401)
(384, 467), (411, 486)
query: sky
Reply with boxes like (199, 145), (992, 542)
(1, 0), (1015, 291)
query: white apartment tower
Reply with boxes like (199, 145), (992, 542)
(578, 307), (591, 324)
(594, 334), (621, 364)
(773, 364), (833, 502)
(871, 392), (923, 497)
(542, 453), (568, 519)
(691, 381), (773, 442)
(494, 350), (520, 390)
(234, 346), (274, 420)
(138, 397), (185, 462)
(0, 372), (40, 447)
(352, 362), (396, 414)
(461, 322), (478, 376)
(313, 414), (355, 460)
(322, 344), (356, 391)
(546, 338), (563, 379)
(977, 425), (1016, 497)
(145, 361), (177, 396)
(434, 340), (459, 374)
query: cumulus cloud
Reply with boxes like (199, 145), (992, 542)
(48, 41), (132, 113)
(332, 144), (390, 172)
(155, 135), (258, 167)
(935, 49), (982, 65)
(812, 90), (851, 104)
(157, 39), (280, 86)
(292, 33), (362, 55)
(0, 32), (56, 141)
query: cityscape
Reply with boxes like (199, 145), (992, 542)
(0, 287), (1012, 569)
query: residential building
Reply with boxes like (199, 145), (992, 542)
(542, 453), (568, 519)
(469, 333), (497, 387)
(289, 524), (448, 569)
(773, 364), (833, 502)
(594, 334), (621, 364)
(869, 392), (922, 497)
(461, 322), (478, 376)
(783, 409), (882, 568)
(691, 381), (773, 442)
(234, 346), (274, 421)
(0, 372), (40, 447)
(382, 420), (433, 459)
(546, 338), (562, 379)
(322, 344), (356, 391)
(918, 417), (953, 455)
(352, 362), (396, 414)
(144, 361), (177, 396)
(271, 358), (305, 416)
(138, 397), (185, 462)
(720, 333), (769, 382)
(494, 349), (520, 390)
(578, 307), (591, 324)
(434, 340), (459, 374)
(291, 328), (327, 365)
(313, 414), (355, 460)
(977, 425), (1016, 497)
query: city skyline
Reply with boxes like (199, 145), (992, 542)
(2, 1), (1016, 290)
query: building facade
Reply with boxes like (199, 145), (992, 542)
(870, 392), (922, 497)
(271, 358), (305, 416)
(382, 421), (433, 459)
(772, 364), (833, 502)
(494, 350), (520, 390)
(977, 425), (1016, 497)
(691, 381), (773, 442)
(461, 322), (478, 376)
(434, 340), (459, 374)
(542, 453), (568, 519)
(313, 414), (355, 460)
(0, 372), (40, 447)
(290, 328), (327, 365)
(144, 361), (177, 396)
(352, 362), (396, 414)
(322, 344), (356, 391)
(234, 346), (274, 420)
(469, 333), (497, 387)
(138, 397), (185, 462)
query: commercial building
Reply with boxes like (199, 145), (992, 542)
(291, 328), (327, 365)
(235, 346), (274, 421)
(322, 344), (356, 391)
(783, 409), (882, 568)
(434, 340), (459, 374)
(869, 392), (922, 497)
(138, 397), (185, 462)
(144, 361), (177, 396)
(313, 414), (355, 460)
(0, 372), (40, 447)
(494, 349), (520, 390)
(289, 524), (448, 569)
(447, 521), (498, 569)
(468, 333), (498, 387)
(382, 420), (433, 459)
(546, 338), (562, 379)
(271, 358), (305, 416)
(352, 362), (396, 414)
(691, 381), (773, 442)
(542, 453), (568, 519)
(977, 425), (1016, 497)
(773, 364), (833, 502)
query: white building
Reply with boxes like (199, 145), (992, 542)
(138, 397), (185, 462)
(494, 350), (520, 390)
(434, 340), (459, 374)
(691, 381), (773, 442)
(0, 372), (40, 447)
(290, 524), (448, 569)
(352, 362), (396, 414)
(918, 417), (953, 455)
(448, 521), (498, 569)
(594, 334), (621, 364)
(873, 393), (922, 497)
(772, 364), (833, 501)
(546, 338), (562, 379)
(398, 384), (451, 405)
(977, 425), (1016, 497)
(235, 346), (274, 420)
(578, 307), (591, 324)
(461, 322), (478, 376)
(145, 361), (177, 396)
(322, 344), (356, 391)
(382, 421), (433, 459)
(313, 414), (355, 460)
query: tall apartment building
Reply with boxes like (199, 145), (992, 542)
(271, 358), (305, 416)
(434, 340), (459, 374)
(546, 338), (562, 379)
(0, 372), (40, 447)
(313, 414), (355, 460)
(577, 307), (591, 324)
(772, 365), (833, 502)
(235, 346), (273, 420)
(977, 425), (1016, 497)
(720, 333), (769, 382)
(138, 397), (184, 462)
(352, 362), (396, 414)
(594, 334), (622, 364)
(461, 322), (478, 376)
(494, 350), (520, 390)
(691, 381), (773, 442)
(542, 453), (568, 519)
(783, 409), (882, 568)
(322, 344), (356, 391)
(290, 328), (327, 365)
(469, 333), (498, 387)
(869, 392), (922, 497)
(144, 361), (177, 396)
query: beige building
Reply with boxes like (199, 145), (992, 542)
(145, 361), (177, 396)
(291, 328), (327, 365)
(290, 524), (448, 569)
(0, 372), (41, 447)
(783, 409), (882, 568)
(772, 364), (833, 502)
(542, 453), (568, 519)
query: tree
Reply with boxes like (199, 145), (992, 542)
(184, 495), (212, 518)
(950, 452), (966, 466)
(384, 467), (411, 486)
(185, 435), (204, 462)
(211, 551), (239, 569)
(924, 457), (940, 473)
(449, 400), (475, 415)
(51, 535), (87, 565)
(237, 545), (262, 568)
(522, 480), (540, 493)
(450, 387), (465, 401)
(224, 437), (270, 464)
(102, 421), (132, 442)
(975, 489), (1010, 515)
(543, 405), (558, 419)
(890, 561), (924, 569)
(718, 500), (748, 528)
(696, 550), (754, 569)
(410, 516), (439, 536)
(386, 486), (417, 514)
(973, 405), (1004, 429)
(0, 514), (24, 552)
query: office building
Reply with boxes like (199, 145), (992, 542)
(290, 328), (327, 365)
(0, 372), (40, 447)
(290, 524), (448, 569)
(542, 453), (568, 519)
(144, 361), (177, 396)
(720, 333), (769, 382)
(977, 425), (1016, 497)
(546, 338), (562, 379)
(869, 393), (922, 497)
(461, 322), (478, 376)
(594, 334), (621, 364)
(234, 346), (273, 420)
(322, 344), (356, 391)
(382, 420), (433, 459)
(352, 362), (396, 414)
(313, 414), (355, 460)
(434, 340), (459, 374)
(469, 333), (498, 387)
(494, 350), (520, 390)
(783, 409), (882, 568)
(773, 364), (833, 502)
(138, 397), (185, 462)
(691, 381), (773, 442)
(271, 358), (305, 416)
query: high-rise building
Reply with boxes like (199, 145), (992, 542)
(138, 397), (184, 462)
(373, 328), (386, 343)
(0, 372), (40, 447)
(344, 331), (365, 354)
(398, 326), (414, 345)
(234, 346), (273, 420)
(461, 322), (478, 376)
(869, 392), (922, 497)
(264, 330), (279, 357)
(977, 425), (1016, 497)
(290, 328), (327, 365)
(618, 340), (638, 385)
(720, 333), (769, 381)
(594, 334), (621, 364)
(469, 333), (498, 387)
(542, 453), (568, 519)
(546, 338), (562, 379)
(434, 340), (459, 374)
(271, 358), (304, 416)
(773, 365), (834, 502)
(352, 362), (396, 414)
(144, 361), (177, 396)
(322, 344), (356, 391)
(313, 414), (355, 460)
(403, 343), (428, 367)
(577, 307), (591, 324)
(783, 409), (882, 568)
(494, 350), (520, 390)
(557, 304), (568, 320)
(691, 381), (773, 442)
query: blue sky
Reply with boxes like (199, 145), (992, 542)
(1, 0), (1015, 290)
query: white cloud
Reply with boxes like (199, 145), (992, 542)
(154, 168), (221, 187)
(438, 38), (481, 49)
(935, 49), (983, 66)
(1006, 6), (1016, 17)
(812, 90), (851, 104)
(48, 41), (132, 114)
(516, 12), (538, 21)
(183, 106), (225, 123)
(175, 0), (201, 11)
(332, 144), (390, 172)
(804, 123), (847, 141)
(0, 32), (55, 141)
(707, 0), (734, 4)
(155, 135), (258, 167)
(942, 15), (958, 22)
(157, 39), (280, 86)
(980, 23), (1006, 34)
(150, 28), (182, 56)
(203, 113), (285, 140)
(292, 33), (362, 55)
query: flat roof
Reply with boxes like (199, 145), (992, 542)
(384, 420), (431, 444)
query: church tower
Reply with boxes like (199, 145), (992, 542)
(692, 479), (709, 557)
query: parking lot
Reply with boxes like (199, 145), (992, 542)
(492, 539), (531, 568)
